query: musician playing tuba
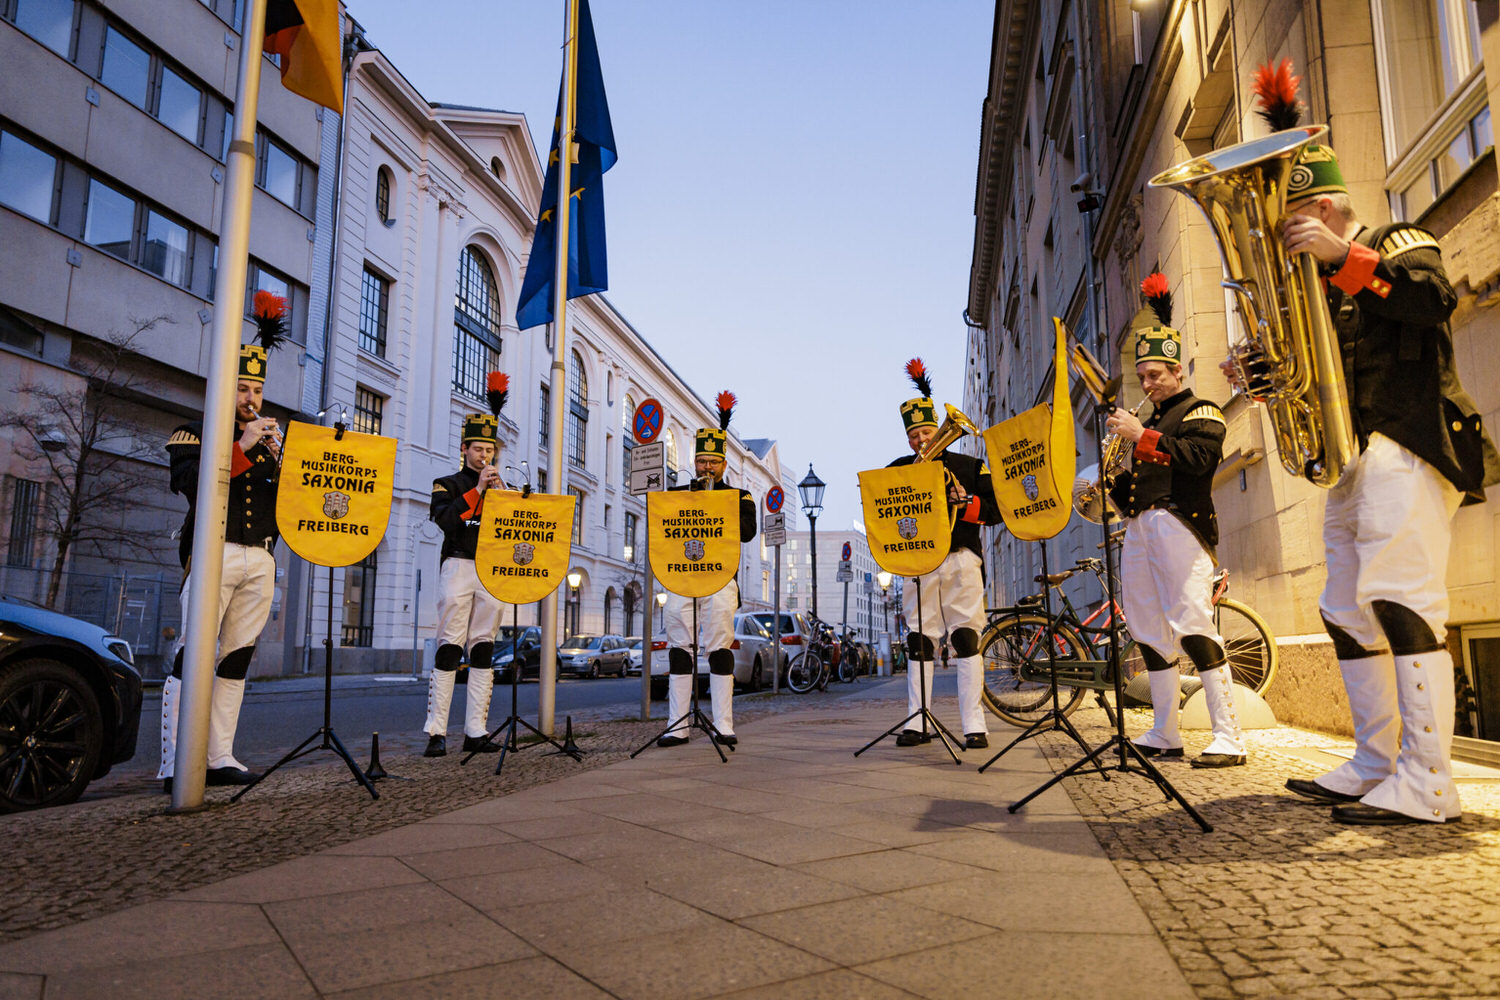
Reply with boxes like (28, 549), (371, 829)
(1106, 275), (1245, 769)
(886, 359), (1000, 750)
(1229, 63), (1499, 825)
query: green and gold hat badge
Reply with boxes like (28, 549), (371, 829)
(696, 391), (735, 458)
(1134, 272), (1182, 366)
(900, 358), (938, 432)
(1251, 58), (1347, 202)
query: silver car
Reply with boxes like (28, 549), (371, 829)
(647, 613), (787, 699)
(556, 634), (631, 678)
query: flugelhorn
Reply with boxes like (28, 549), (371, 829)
(915, 403), (981, 529)
(248, 407), (283, 466)
(1072, 401), (1145, 524)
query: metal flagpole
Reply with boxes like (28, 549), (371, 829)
(538, 0), (581, 737)
(171, 0), (269, 813)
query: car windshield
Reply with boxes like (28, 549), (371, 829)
(627, 638), (642, 649)
(564, 636), (601, 649)
(754, 613), (797, 634)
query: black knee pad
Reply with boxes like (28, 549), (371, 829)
(170, 647), (184, 680)
(434, 643), (463, 672)
(468, 642), (493, 671)
(951, 627), (980, 657)
(1372, 601), (1443, 655)
(906, 633), (935, 661)
(708, 649), (735, 675)
(1321, 615), (1384, 660)
(216, 646), (255, 680)
(668, 648), (695, 675)
(1139, 643), (1175, 673)
(1181, 634), (1225, 672)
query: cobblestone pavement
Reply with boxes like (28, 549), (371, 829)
(0, 684), (878, 945)
(1031, 706), (1500, 1000)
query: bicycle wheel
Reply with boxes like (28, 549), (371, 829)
(786, 652), (822, 694)
(1214, 597), (1278, 694)
(980, 613), (1089, 727)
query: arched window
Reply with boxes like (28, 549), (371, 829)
(621, 393), (635, 483)
(489, 156), (506, 182)
(567, 350), (588, 468)
(623, 585), (637, 636)
(604, 587), (616, 633)
(374, 167), (392, 224)
(452, 246), (502, 399)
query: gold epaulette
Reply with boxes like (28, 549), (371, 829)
(167, 430), (200, 446)
(1378, 226), (1440, 258)
(432, 482), (448, 493)
(1184, 404), (1225, 427)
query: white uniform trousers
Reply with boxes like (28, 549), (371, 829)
(1318, 434), (1463, 821)
(425, 557), (504, 738)
(1119, 509), (1220, 659)
(157, 542), (276, 779)
(664, 580), (738, 737)
(901, 548), (987, 737)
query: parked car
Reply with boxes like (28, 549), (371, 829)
(647, 614), (787, 699)
(746, 611), (814, 686)
(557, 634), (631, 678)
(491, 625), (548, 684)
(0, 595), (143, 812)
(623, 636), (644, 675)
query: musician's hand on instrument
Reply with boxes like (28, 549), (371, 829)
(239, 417), (273, 452)
(478, 465), (502, 491)
(1282, 215), (1349, 266)
(947, 483), (969, 506)
(1219, 356), (1246, 391)
(1105, 407), (1145, 443)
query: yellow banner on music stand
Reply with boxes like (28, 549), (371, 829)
(474, 491), (575, 604)
(276, 421), (396, 566)
(648, 489), (741, 598)
(858, 462), (949, 577)
(983, 317), (1076, 541)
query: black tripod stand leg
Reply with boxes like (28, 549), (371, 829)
(326, 727), (380, 800)
(978, 714), (1058, 772)
(229, 727), (324, 803)
(516, 717), (582, 761)
(1118, 739), (1214, 831)
(1007, 737), (1114, 813)
(853, 708), (927, 757)
(921, 709), (965, 765)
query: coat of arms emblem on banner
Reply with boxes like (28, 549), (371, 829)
(684, 539), (705, 561)
(897, 516), (918, 540)
(512, 542), (534, 565)
(1022, 474), (1039, 501)
(322, 491), (350, 519)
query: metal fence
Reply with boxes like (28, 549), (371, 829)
(0, 564), (180, 680)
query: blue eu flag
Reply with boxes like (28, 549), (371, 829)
(516, 0), (617, 331)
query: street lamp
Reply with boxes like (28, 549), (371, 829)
(797, 464), (825, 618)
(876, 570), (892, 671)
(566, 570), (583, 635)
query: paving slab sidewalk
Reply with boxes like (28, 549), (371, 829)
(0, 692), (1194, 1000)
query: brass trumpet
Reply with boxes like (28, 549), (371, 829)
(915, 403), (981, 529)
(1072, 401), (1146, 523)
(248, 407), (283, 466)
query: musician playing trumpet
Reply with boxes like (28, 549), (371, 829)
(1106, 275), (1245, 769)
(886, 360), (999, 750)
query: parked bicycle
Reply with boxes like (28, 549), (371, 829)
(785, 615), (839, 693)
(980, 554), (1276, 727)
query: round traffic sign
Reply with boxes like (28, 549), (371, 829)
(632, 398), (663, 443)
(841, 542), (852, 560)
(765, 486), (784, 513)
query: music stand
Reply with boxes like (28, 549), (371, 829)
(977, 540), (1109, 777)
(1003, 395), (1212, 832)
(463, 602), (581, 773)
(632, 597), (731, 762)
(854, 585), (963, 764)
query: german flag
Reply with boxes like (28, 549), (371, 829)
(265, 0), (343, 113)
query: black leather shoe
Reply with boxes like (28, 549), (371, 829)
(205, 766), (258, 786)
(713, 733), (738, 746)
(1285, 778), (1361, 804)
(1190, 752), (1246, 768)
(161, 777), (172, 794)
(462, 735), (499, 753)
(423, 735), (447, 758)
(964, 733), (989, 750)
(1131, 742), (1185, 759)
(895, 729), (931, 747)
(656, 735), (689, 747)
(1332, 802), (1461, 826)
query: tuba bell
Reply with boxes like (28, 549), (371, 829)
(1148, 125), (1356, 488)
(915, 403), (981, 529)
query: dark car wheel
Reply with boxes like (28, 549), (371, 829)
(746, 658), (764, 693)
(0, 659), (105, 813)
(587, 661), (600, 679)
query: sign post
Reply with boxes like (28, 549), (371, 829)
(632, 397), (663, 720)
(763, 488), (785, 694)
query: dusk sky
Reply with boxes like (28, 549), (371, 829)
(347, 0), (993, 530)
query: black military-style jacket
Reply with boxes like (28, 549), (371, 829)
(886, 449), (1001, 563)
(669, 476), (757, 543)
(1325, 222), (1499, 503)
(1108, 389), (1224, 556)
(430, 465), (485, 562)
(167, 420), (280, 569)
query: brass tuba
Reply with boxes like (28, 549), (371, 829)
(1148, 125), (1356, 488)
(916, 403), (981, 529)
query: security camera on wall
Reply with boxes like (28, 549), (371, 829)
(1069, 171), (1093, 193)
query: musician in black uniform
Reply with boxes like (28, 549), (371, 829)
(157, 328), (283, 791)
(423, 399), (508, 757)
(887, 360), (1000, 749)
(1107, 276), (1245, 768)
(658, 392), (757, 747)
(1251, 145), (1499, 823)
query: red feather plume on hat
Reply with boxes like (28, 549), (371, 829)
(486, 371), (509, 417)
(715, 391), (736, 431)
(905, 358), (933, 398)
(1141, 272), (1173, 328)
(251, 290), (288, 353)
(1252, 59), (1303, 132)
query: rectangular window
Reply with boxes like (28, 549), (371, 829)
(450, 330), (495, 400)
(569, 488), (584, 544)
(604, 503), (612, 538)
(100, 27), (149, 108)
(358, 266), (389, 357)
(341, 550), (377, 647)
(622, 433), (634, 485)
(258, 133), (298, 207)
(538, 384), (550, 447)
(156, 66), (202, 144)
(0, 130), (58, 223)
(536, 468), (547, 494)
(352, 386), (384, 436)
(248, 262), (298, 339)
(14, 0), (74, 57)
(605, 433), (613, 485)
(142, 209), (189, 285)
(6, 478), (41, 568)
(84, 178), (134, 259)
(624, 511), (638, 562)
